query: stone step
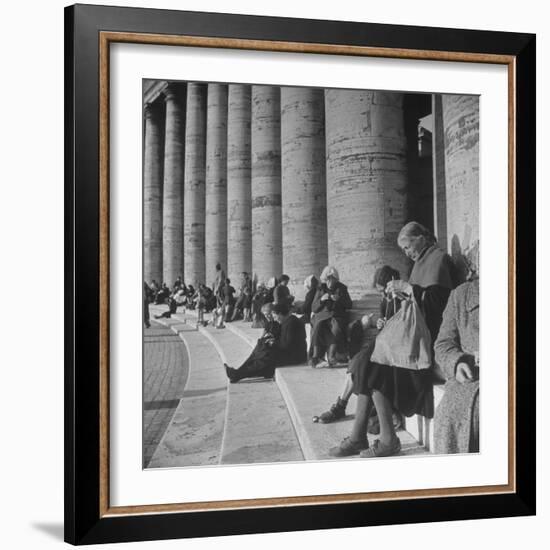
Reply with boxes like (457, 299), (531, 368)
(148, 322), (228, 468)
(198, 324), (304, 465)
(276, 365), (429, 460)
(215, 319), (429, 460)
(224, 320), (262, 348)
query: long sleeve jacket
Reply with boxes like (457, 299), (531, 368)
(434, 280), (479, 380)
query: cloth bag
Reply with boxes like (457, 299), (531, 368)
(371, 296), (432, 370)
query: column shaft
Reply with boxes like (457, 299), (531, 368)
(143, 101), (164, 285)
(442, 94), (479, 279)
(251, 86), (282, 284)
(183, 83), (207, 286)
(227, 85), (252, 284)
(281, 87), (327, 299)
(162, 84), (186, 287)
(432, 94), (448, 252)
(205, 84), (228, 286)
(325, 90), (409, 297)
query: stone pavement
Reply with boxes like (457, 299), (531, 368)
(143, 321), (189, 467)
(148, 322), (228, 468)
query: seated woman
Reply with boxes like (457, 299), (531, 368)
(272, 303), (307, 365)
(433, 261), (479, 454)
(154, 296), (178, 319)
(329, 221), (456, 458)
(314, 265), (400, 423)
(230, 272), (253, 322)
(224, 303), (307, 383)
(155, 283), (170, 305)
(224, 303), (281, 383)
(251, 279), (276, 328)
(309, 266), (352, 368)
(292, 275), (319, 325)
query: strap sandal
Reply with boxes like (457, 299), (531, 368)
(359, 436), (401, 458)
(329, 436), (369, 457)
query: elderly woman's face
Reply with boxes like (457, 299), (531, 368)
(398, 235), (427, 261)
(326, 275), (337, 289)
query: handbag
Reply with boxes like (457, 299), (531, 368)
(370, 294), (432, 370)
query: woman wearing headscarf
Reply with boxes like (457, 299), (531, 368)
(309, 266), (353, 368)
(433, 244), (480, 454)
(330, 221), (457, 458)
(224, 303), (281, 382)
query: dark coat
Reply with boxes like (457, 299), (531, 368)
(274, 283), (293, 307)
(276, 315), (307, 365)
(236, 320), (281, 377)
(294, 286), (317, 324)
(310, 281), (352, 352)
(311, 281), (352, 320)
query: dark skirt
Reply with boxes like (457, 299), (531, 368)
(350, 342), (434, 418)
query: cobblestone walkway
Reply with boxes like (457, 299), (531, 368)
(143, 321), (189, 467)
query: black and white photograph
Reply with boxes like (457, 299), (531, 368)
(142, 80), (480, 469)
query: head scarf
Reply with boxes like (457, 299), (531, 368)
(320, 266), (339, 283)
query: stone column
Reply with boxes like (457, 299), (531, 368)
(205, 84), (228, 287)
(442, 94), (479, 280)
(183, 83), (207, 287)
(432, 94), (448, 252)
(251, 86), (282, 284)
(162, 84), (186, 288)
(325, 90), (409, 297)
(143, 100), (164, 285)
(281, 87), (328, 300)
(227, 85), (252, 284)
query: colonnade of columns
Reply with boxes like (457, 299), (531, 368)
(144, 83), (479, 299)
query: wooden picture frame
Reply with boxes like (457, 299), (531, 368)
(65, 3), (536, 545)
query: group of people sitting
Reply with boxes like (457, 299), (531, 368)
(146, 263), (312, 330)
(222, 221), (480, 459)
(144, 220), (480, 458)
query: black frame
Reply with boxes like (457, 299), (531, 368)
(65, 3), (536, 545)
